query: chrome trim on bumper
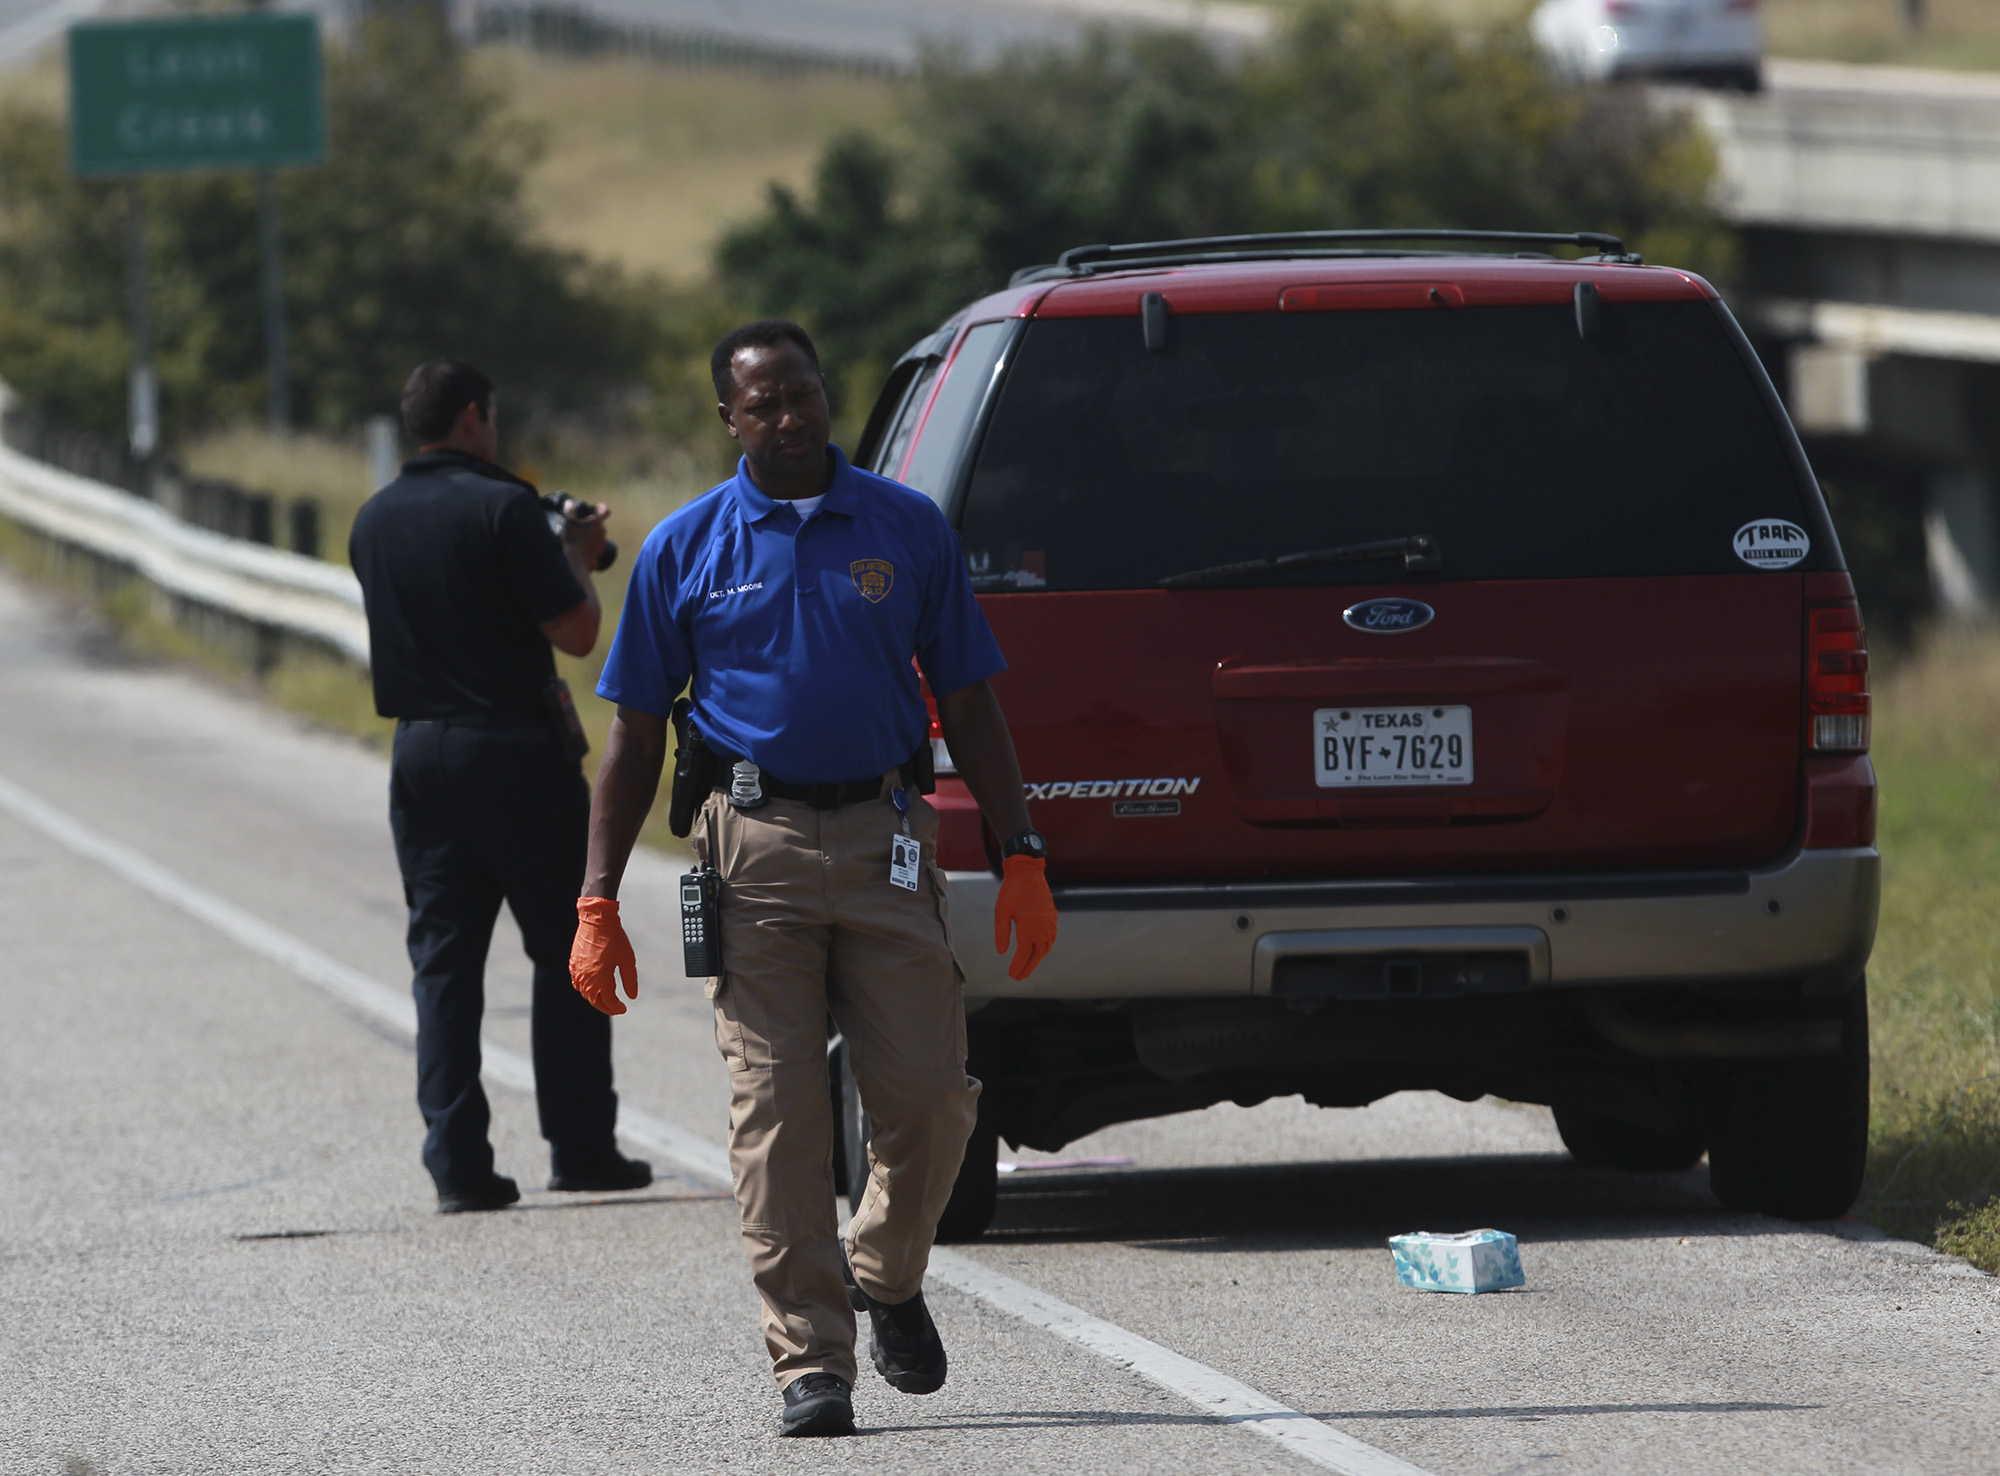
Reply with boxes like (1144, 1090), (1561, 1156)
(945, 847), (1879, 999)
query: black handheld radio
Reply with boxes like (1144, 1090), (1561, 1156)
(542, 492), (618, 572)
(680, 867), (722, 978)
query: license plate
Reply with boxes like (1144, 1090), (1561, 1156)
(1315, 706), (1473, 788)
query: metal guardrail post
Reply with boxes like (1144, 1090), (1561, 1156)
(289, 499), (321, 559)
(246, 494), (275, 546)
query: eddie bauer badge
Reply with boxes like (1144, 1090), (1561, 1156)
(850, 559), (894, 603)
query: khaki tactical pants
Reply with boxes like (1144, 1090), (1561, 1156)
(692, 781), (981, 1388)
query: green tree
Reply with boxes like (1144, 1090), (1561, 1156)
(0, 117), (165, 430)
(1242, 4), (1726, 265)
(716, 133), (934, 426)
(719, 29), (1255, 399)
(0, 13), (649, 441)
(716, 0), (1730, 396)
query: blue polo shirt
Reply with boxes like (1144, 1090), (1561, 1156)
(597, 447), (1007, 784)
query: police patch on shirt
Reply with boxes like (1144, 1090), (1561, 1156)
(850, 559), (894, 604)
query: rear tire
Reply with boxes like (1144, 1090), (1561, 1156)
(1721, 63), (1763, 94)
(1706, 981), (1870, 1220)
(837, 1040), (872, 1219)
(934, 1124), (1000, 1243)
(836, 1039), (1000, 1241)
(829, 1035), (850, 1197)
(1554, 1100), (1705, 1172)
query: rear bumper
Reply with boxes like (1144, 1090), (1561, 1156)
(946, 846), (1878, 1000)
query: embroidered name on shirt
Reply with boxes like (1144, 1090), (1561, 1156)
(708, 581), (765, 600)
(850, 559), (894, 604)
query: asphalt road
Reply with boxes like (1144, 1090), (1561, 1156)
(2, 565), (1998, 1476)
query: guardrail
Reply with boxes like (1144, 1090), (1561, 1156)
(3, 401), (326, 555)
(0, 429), (369, 668)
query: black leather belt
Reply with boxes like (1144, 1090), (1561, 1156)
(709, 759), (884, 812)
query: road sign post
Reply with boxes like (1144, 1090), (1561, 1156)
(124, 180), (156, 459)
(257, 170), (289, 431)
(68, 14), (325, 449)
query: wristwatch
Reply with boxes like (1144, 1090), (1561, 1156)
(1001, 828), (1048, 861)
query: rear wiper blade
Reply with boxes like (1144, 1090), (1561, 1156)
(1157, 534), (1442, 589)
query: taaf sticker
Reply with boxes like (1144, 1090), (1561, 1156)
(1734, 520), (1810, 570)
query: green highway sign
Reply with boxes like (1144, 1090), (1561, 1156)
(68, 13), (325, 177)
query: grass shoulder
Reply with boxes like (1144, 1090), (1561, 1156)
(1858, 624), (2000, 1272)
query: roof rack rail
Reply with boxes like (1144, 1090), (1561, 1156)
(1013, 229), (1637, 282)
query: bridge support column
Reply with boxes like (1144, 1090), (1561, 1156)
(1925, 470), (1996, 616)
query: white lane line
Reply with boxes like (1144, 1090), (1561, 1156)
(926, 1251), (1432, 1476)
(0, 768), (1429, 1476)
(0, 771), (419, 1037)
(0, 768), (733, 1186)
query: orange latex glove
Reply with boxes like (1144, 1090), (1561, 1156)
(571, 896), (639, 1016)
(994, 854), (1058, 981)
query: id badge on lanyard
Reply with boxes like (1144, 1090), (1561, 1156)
(889, 788), (920, 892)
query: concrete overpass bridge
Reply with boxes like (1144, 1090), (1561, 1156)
(1689, 59), (2000, 623)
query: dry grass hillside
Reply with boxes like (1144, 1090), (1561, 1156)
(476, 48), (904, 283)
(1765, 0), (2000, 69)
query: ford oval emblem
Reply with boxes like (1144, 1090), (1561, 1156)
(1343, 597), (1434, 634)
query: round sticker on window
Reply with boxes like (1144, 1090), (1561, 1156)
(1734, 520), (1810, 570)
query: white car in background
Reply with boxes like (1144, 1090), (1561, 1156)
(1532, 0), (1763, 91)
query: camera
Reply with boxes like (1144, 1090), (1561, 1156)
(541, 492), (618, 572)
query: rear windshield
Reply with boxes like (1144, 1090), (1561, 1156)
(957, 301), (1813, 590)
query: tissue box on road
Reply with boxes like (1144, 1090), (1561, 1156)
(1389, 1228), (1525, 1294)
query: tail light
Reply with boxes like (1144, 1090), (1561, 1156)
(918, 679), (986, 869)
(920, 683), (958, 774)
(1806, 603), (1869, 752)
(928, 713), (958, 774)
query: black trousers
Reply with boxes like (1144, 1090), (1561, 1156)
(389, 717), (616, 1190)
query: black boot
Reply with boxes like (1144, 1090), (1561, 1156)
(843, 1255), (947, 1395)
(436, 1173), (519, 1214)
(780, 1372), (855, 1437)
(548, 1149), (652, 1193)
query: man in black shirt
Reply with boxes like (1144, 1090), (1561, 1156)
(350, 359), (649, 1213)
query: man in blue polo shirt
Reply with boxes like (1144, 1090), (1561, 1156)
(569, 320), (1057, 1438)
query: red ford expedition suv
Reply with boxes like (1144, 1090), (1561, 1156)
(831, 230), (1878, 1240)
